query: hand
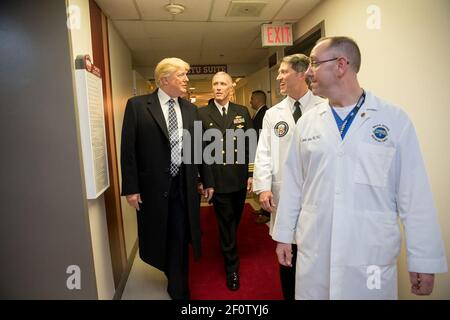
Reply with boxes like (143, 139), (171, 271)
(126, 193), (142, 211)
(247, 177), (253, 192)
(276, 242), (293, 267)
(203, 187), (214, 202)
(259, 191), (275, 213)
(197, 182), (204, 195)
(409, 272), (435, 295)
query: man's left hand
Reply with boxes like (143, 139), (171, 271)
(409, 272), (435, 295)
(203, 187), (214, 202)
(247, 177), (253, 192)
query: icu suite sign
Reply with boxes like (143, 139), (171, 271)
(261, 24), (293, 47)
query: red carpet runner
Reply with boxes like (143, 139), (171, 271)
(189, 203), (283, 300)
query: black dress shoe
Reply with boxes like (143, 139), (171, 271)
(226, 272), (240, 291)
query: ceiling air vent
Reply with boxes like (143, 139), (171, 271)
(226, 1), (267, 17)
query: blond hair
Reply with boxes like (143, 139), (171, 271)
(154, 57), (190, 87)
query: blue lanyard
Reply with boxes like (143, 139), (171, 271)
(331, 90), (366, 139)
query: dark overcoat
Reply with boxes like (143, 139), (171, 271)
(121, 90), (214, 270)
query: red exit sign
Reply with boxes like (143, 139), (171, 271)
(261, 24), (293, 47)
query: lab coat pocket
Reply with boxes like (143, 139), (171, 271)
(296, 205), (318, 257)
(354, 143), (396, 187)
(361, 210), (401, 266)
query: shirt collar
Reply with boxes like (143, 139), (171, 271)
(157, 88), (176, 106)
(214, 100), (229, 113)
(255, 104), (266, 114)
(287, 90), (313, 113)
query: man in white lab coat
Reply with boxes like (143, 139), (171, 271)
(253, 54), (324, 299)
(272, 36), (447, 299)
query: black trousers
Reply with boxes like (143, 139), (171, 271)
(212, 188), (247, 274)
(164, 171), (190, 300)
(279, 243), (297, 300)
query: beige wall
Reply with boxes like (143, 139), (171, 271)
(67, 0), (115, 300)
(236, 66), (271, 116)
(133, 70), (152, 96)
(294, 0), (450, 299)
(107, 20), (137, 260)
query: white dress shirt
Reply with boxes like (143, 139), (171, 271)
(158, 88), (183, 141)
(214, 100), (229, 116)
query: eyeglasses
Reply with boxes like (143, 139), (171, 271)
(310, 57), (338, 68)
(309, 57), (349, 69)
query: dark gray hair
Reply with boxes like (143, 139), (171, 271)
(281, 54), (310, 73)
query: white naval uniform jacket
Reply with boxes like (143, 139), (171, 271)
(272, 91), (448, 299)
(253, 90), (324, 236)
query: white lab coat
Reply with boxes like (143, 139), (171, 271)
(253, 91), (324, 235)
(272, 91), (447, 299)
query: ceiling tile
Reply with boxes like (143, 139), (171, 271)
(133, 49), (201, 67)
(127, 37), (203, 52)
(142, 21), (209, 38)
(201, 48), (268, 65)
(113, 21), (147, 39)
(135, 0), (173, 21)
(95, 0), (139, 20)
(211, 0), (285, 21)
(201, 22), (261, 49)
(274, 0), (321, 21)
(136, 0), (213, 21)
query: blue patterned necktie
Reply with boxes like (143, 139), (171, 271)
(168, 98), (180, 176)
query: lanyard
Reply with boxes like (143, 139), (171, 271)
(331, 90), (366, 139)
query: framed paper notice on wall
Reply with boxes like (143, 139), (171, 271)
(74, 55), (109, 199)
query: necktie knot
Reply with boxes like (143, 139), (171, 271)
(222, 107), (226, 116)
(293, 100), (302, 123)
(168, 98), (175, 108)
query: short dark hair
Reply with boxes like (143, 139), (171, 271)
(317, 36), (361, 73)
(251, 90), (266, 104)
(281, 53), (310, 73)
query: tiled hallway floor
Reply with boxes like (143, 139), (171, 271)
(121, 253), (170, 300)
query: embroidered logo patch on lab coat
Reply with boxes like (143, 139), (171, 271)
(274, 121), (289, 137)
(371, 124), (389, 142)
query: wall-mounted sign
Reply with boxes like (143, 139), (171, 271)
(261, 24), (293, 47)
(188, 64), (227, 75)
(74, 55), (110, 199)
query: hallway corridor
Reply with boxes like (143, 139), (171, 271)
(121, 203), (282, 300)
